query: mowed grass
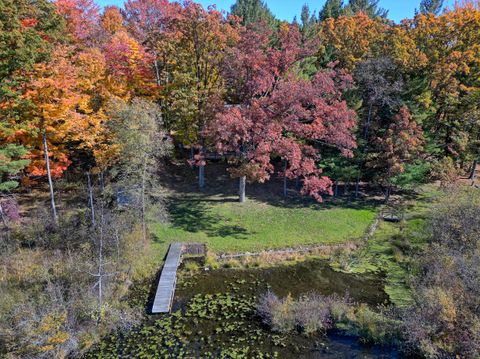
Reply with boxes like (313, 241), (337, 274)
(151, 195), (377, 255)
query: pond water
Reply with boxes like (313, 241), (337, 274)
(175, 259), (389, 306)
(86, 259), (399, 358)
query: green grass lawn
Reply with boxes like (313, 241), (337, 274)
(150, 194), (377, 256)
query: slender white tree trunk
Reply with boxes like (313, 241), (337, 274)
(153, 56), (161, 86)
(239, 176), (246, 203)
(43, 130), (58, 224)
(87, 172), (95, 226)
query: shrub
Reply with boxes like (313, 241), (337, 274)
(257, 292), (401, 345)
(402, 190), (480, 358)
(257, 292), (354, 336)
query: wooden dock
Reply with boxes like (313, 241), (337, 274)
(152, 243), (183, 314)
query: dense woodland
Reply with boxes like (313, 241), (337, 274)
(1, 0), (480, 358)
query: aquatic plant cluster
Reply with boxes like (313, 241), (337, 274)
(257, 292), (401, 344)
(85, 293), (285, 358)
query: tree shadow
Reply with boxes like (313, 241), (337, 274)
(166, 198), (251, 239)
(158, 160), (383, 212)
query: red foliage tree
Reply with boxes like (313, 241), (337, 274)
(55, 0), (100, 44)
(207, 22), (357, 202)
(208, 68), (356, 202)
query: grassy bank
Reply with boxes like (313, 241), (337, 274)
(331, 185), (444, 306)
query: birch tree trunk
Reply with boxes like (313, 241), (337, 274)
(87, 172), (95, 226)
(239, 176), (246, 203)
(43, 130), (58, 224)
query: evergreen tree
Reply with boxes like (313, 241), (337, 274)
(419, 0), (444, 15)
(344, 0), (388, 19)
(230, 0), (275, 26)
(0, 145), (30, 192)
(319, 0), (344, 21)
(300, 4), (317, 34)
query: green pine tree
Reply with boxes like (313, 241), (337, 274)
(343, 0), (388, 19)
(419, 0), (444, 15)
(319, 0), (344, 21)
(230, 0), (276, 26)
(0, 145), (30, 192)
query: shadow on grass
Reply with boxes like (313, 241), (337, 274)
(164, 198), (251, 240)
(158, 160), (382, 212)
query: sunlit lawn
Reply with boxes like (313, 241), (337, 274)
(150, 194), (378, 256)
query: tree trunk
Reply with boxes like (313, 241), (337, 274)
(239, 176), (246, 203)
(334, 181), (339, 197)
(469, 160), (477, 180)
(384, 186), (391, 204)
(283, 160), (288, 197)
(295, 177), (301, 191)
(98, 172), (105, 194)
(345, 181), (350, 195)
(355, 177), (360, 198)
(0, 201), (8, 228)
(198, 165), (205, 189)
(43, 130), (58, 224)
(153, 57), (161, 86)
(87, 172), (95, 226)
(364, 103), (373, 140)
(141, 159), (147, 242)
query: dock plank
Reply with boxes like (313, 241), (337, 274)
(152, 243), (183, 313)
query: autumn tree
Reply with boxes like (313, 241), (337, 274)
(318, 13), (388, 71)
(366, 107), (424, 202)
(208, 22), (356, 202)
(0, 0), (64, 159)
(54, 0), (100, 45)
(101, 5), (124, 34)
(107, 98), (172, 241)
(406, 3), (480, 171)
(104, 30), (155, 97)
(151, 2), (239, 189)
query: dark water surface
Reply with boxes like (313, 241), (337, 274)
(175, 259), (389, 306)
